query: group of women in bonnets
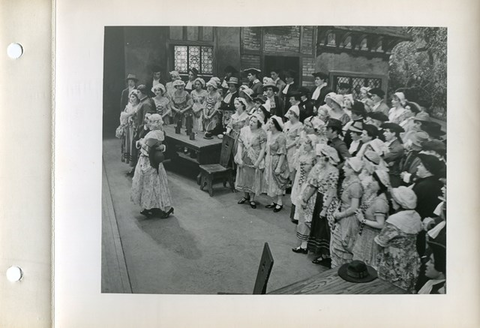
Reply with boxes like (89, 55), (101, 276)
(117, 67), (447, 294)
(229, 78), (446, 294)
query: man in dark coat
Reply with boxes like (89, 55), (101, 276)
(311, 72), (332, 109)
(263, 81), (284, 117)
(221, 65), (238, 93)
(381, 122), (405, 187)
(280, 69), (298, 108)
(270, 68), (286, 95)
(412, 153), (445, 258)
(369, 88), (390, 116)
(120, 74), (138, 112)
(298, 87), (315, 122)
(326, 119), (351, 163)
(399, 131), (429, 184)
(219, 77), (240, 111)
(146, 65), (166, 97)
(343, 101), (366, 147)
(244, 68), (263, 97)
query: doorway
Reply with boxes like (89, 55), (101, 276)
(264, 55), (300, 84)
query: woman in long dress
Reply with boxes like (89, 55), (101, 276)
(263, 116), (289, 213)
(283, 105), (303, 182)
(131, 114), (174, 218)
(292, 144), (339, 262)
(203, 78), (222, 131)
(169, 80), (192, 130)
(191, 78), (208, 131)
(375, 186), (423, 292)
(234, 114), (268, 208)
(151, 84), (171, 125)
(352, 170), (390, 269)
(330, 157), (364, 267)
(118, 90), (140, 165)
(226, 97), (249, 157)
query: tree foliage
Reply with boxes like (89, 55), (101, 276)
(388, 27), (447, 119)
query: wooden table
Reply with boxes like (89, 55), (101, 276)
(163, 125), (223, 166)
(269, 268), (406, 294)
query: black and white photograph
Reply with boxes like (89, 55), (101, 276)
(101, 25), (447, 295)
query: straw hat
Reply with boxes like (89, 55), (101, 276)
(315, 144), (340, 163)
(125, 73), (138, 82)
(151, 83), (166, 94)
(172, 80), (185, 88)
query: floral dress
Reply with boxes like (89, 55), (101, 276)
(152, 96), (170, 125)
(191, 89), (208, 131)
(263, 132), (289, 197)
(330, 176), (363, 267)
(352, 193), (389, 269)
(375, 210), (423, 293)
(131, 129), (173, 211)
(290, 150), (316, 208)
(170, 90), (192, 126)
(235, 127), (268, 195)
(284, 121), (303, 172)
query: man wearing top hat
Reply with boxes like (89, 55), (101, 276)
(146, 65), (166, 97)
(281, 69), (298, 111)
(220, 77), (240, 112)
(121, 74), (138, 113)
(311, 72), (332, 109)
(298, 87), (315, 122)
(221, 65), (238, 91)
(342, 101), (366, 148)
(270, 68), (286, 95)
(263, 80), (284, 117)
(244, 68), (263, 97)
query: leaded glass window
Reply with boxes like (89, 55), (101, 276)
(333, 75), (383, 99)
(173, 45), (213, 75)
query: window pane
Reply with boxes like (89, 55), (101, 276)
(174, 46), (188, 73)
(201, 46), (213, 74)
(188, 46), (201, 71)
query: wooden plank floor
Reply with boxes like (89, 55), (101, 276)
(101, 161), (132, 293)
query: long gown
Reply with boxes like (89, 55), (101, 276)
(263, 132), (289, 197)
(131, 129), (173, 211)
(305, 165), (339, 256)
(283, 121), (303, 172)
(235, 127), (268, 195)
(191, 89), (208, 131)
(330, 176), (363, 267)
(119, 102), (138, 165)
(352, 193), (389, 269)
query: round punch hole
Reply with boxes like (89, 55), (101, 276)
(6, 266), (23, 282)
(7, 43), (23, 59)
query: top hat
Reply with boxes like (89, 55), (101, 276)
(298, 86), (311, 96)
(284, 69), (297, 78)
(188, 67), (199, 76)
(338, 260), (378, 283)
(351, 101), (367, 117)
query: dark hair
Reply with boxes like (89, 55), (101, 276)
(372, 171), (389, 196)
(363, 124), (378, 138)
(250, 116), (262, 129)
(258, 105), (271, 123)
(327, 126), (343, 136)
(384, 128), (403, 144)
(271, 117), (283, 132)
